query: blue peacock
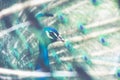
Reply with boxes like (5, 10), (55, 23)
(24, 10), (64, 80)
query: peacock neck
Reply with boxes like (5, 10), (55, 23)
(35, 39), (50, 72)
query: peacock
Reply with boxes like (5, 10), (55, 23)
(0, 0), (120, 80)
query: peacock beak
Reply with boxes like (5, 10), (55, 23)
(57, 35), (65, 42)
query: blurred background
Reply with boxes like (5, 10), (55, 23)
(0, 0), (120, 80)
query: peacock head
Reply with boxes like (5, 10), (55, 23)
(41, 27), (64, 45)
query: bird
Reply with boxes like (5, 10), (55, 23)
(35, 27), (64, 78)
(34, 27), (64, 80)
(22, 9), (64, 80)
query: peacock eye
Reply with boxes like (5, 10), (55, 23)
(49, 31), (58, 39)
(46, 31), (58, 39)
(49, 32), (54, 36)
